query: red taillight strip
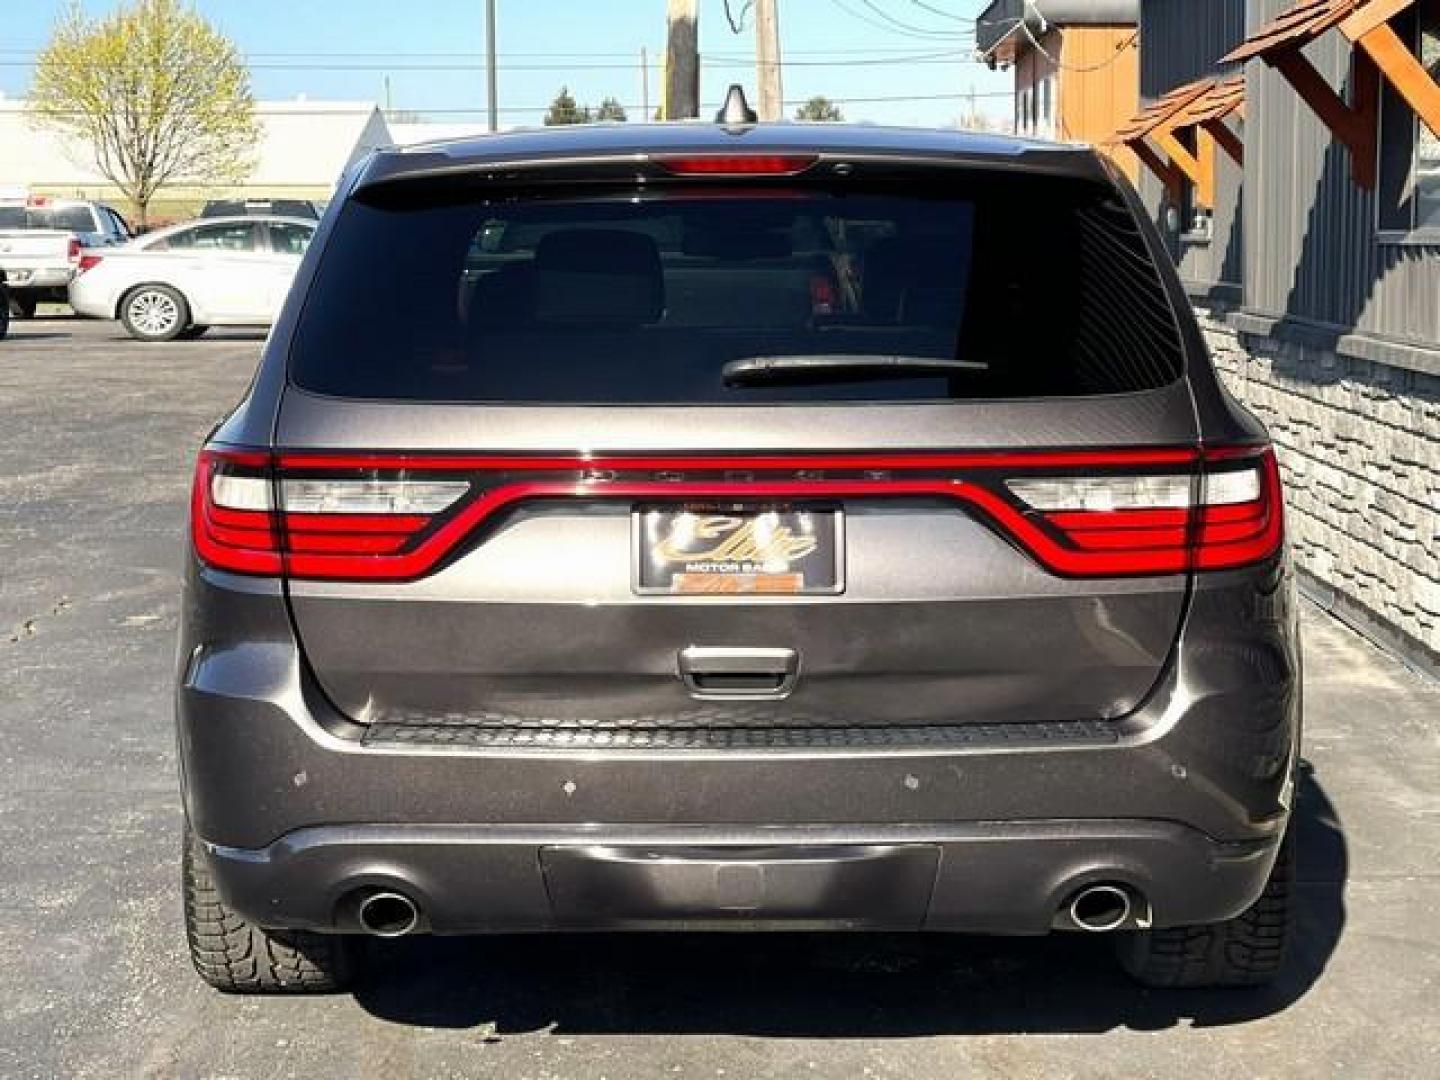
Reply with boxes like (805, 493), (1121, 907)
(193, 445), (1282, 581)
(191, 451), (283, 575)
(1192, 449), (1285, 570)
(278, 477), (1204, 580)
(283, 512), (432, 534)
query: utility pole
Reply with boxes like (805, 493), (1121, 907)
(485, 0), (498, 132)
(755, 0), (782, 122)
(641, 46), (650, 121)
(664, 0), (699, 120)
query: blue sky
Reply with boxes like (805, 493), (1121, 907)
(0, 0), (1011, 128)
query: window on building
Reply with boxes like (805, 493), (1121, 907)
(1379, 0), (1440, 234)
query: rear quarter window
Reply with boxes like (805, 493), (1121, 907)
(290, 172), (1185, 404)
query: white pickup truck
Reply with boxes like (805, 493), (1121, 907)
(0, 195), (132, 316)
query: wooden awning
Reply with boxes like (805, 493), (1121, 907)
(1114, 78), (1246, 206)
(1222, 0), (1440, 189)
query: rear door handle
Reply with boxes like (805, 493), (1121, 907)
(678, 646), (798, 700)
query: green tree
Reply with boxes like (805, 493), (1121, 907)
(30, 0), (259, 230)
(595, 96), (628, 122)
(795, 96), (844, 122)
(544, 86), (591, 126)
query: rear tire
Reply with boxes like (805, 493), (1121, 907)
(10, 292), (37, 319)
(182, 824), (357, 993)
(1117, 827), (1294, 988)
(120, 284), (189, 341)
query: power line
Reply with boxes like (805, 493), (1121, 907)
(855, 0), (975, 37)
(823, 0), (977, 41)
(0, 45), (980, 59)
(1015, 16), (1139, 74)
(907, 1), (972, 22)
(14, 91), (1015, 120)
(0, 49), (982, 72)
(0, 57), (987, 73)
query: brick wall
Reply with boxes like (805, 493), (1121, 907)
(1196, 305), (1440, 672)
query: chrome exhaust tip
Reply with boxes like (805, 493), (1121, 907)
(1068, 884), (1133, 933)
(356, 890), (420, 937)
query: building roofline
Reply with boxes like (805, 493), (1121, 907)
(976, 0), (1139, 64)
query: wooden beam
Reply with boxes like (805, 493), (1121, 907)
(1269, 47), (1379, 188)
(1197, 127), (1218, 208)
(1353, 19), (1440, 139)
(1337, 0), (1417, 45)
(1351, 45), (1382, 189)
(1204, 116), (1245, 166)
(1154, 127), (1214, 208)
(1129, 140), (1185, 203)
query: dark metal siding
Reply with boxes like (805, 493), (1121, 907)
(1136, 0), (1248, 291)
(1140, 0), (1247, 98)
(1243, 0), (1440, 347)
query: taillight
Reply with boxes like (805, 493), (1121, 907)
(656, 154), (818, 176)
(76, 253), (103, 274)
(808, 274), (837, 316)
(67, 238), (81, 264)
(191, 449), (282, 575)
(190, 444), (1283, 582)
(1003, 446), (1283, 575)
(191, 448), (468, 577)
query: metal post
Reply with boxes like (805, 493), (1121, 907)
(755, 0), (782, 122)
(485, 0), (498, 132)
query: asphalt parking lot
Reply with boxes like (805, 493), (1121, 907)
(2, 316), (1438, 1079)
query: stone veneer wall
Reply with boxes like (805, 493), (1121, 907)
(1194, 305), (1440, 674)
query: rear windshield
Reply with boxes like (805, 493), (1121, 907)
(0, 205), (96, 231)
(290, 174), (1184, 403)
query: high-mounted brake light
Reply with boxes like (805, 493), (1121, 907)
(190, 445), (1283, 582)
(656, 154), (818, 176)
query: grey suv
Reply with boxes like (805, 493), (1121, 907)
(178, 102), (1300, 994)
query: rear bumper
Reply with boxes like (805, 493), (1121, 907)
(66, 279), (113, 319)
(4, 267), (73, 289)
(178, 561), (1302, 935)
(203, 820), (1280, 934)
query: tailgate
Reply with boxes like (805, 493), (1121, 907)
(270, 395), (1200, 737)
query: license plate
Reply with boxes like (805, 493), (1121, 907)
(634, 504), (844, 595)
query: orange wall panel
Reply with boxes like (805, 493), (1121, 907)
(1055, 26), (1141, 181)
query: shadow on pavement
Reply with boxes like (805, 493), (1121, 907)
(353, 764), (1345, 1037)
(1, 331), (74, 341)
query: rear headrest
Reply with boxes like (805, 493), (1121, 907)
(862, 235), (966, 323)
(533, 228), (664, 326)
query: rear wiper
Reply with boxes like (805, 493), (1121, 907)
(721, 354), (987, 387)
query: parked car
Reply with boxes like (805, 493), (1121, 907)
(69, 215), (316, 340)
(200, 197), (320, 220)
(0, 194), (131, 316)
(178, 91), (1299, 994)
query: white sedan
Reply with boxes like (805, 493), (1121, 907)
(68, 215), (315, 341)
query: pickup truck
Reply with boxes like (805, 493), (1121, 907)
(0, 196), (132, 316)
